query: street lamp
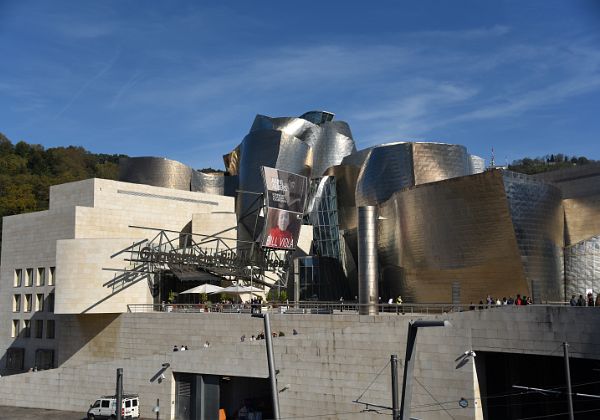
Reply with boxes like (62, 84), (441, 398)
(398, 320), (450, 420)
(252, 313), (280, 420)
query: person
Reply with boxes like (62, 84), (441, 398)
(241, 335), (246, 342)
(388, 298), (394, 304)
(469, 302), (475, 311)
(570, 295), (577, 306)
(596, 294), (600, 307)
(184, 345), (189, 350)
(250, 335), (255, 341)
(588, 293), (595, 307)
(396, 296), (403, 305)
(180, 345), (186, 351)
(292, 329), (298, 335)
(515, 294), (523, 305)
(577, 294), (585, 306)
(203, 341), (210, 348)
(173, 345), (179, 352)
(265, 210), (294, 249)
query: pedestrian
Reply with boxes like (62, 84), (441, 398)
(180, 345), (186, 351)
(577, 294), (585, 306)
(173, 345), (179, 352)
(588, 293), (595, 307)
(570, 295), (577, 306)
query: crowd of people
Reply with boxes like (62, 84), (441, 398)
(469, 294), (532, 310)
(569, 292), (600, 307)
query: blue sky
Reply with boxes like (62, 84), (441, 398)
(1, 0), (600, 169)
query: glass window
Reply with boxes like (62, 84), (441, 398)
(47, 292), (55, 313)
(36, 268), (45, 286)
(6, 348), (25, 370)
(36, 294), (44, 312)
(11, 320), (20, 337)
(14, 269), (22, 287)
(125, 400), (131, 408)
(101, 400), (110, 408)
(24, 294), (32, 312)
(25, 269), (33, 287)
(132, 400), (138, 407)
(23, 320), (31, 338)
(92, 401), (100, 408)
(48, 267), (55, 286)
(35, 320), (43, 339)
(46, 320), (55, 339)
(34, 349), (54, 369)
(12, 295), (21, 312)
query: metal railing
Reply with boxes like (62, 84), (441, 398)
(126, 301), (575, 315)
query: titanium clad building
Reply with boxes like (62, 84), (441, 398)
(119, 157), (193, 191)
(376, 170), (564, 304)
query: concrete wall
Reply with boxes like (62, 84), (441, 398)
(1, 307), (597, 420)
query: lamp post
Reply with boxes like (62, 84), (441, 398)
(252, 313), (280, 419)
(399, 320), (449, 420)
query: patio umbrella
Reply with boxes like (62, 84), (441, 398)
(180, 284), (225, 294)
(217, 285), (264, 295)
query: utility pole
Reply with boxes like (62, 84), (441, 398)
(391, 354), (399, 420)
(252, 313), (280, 419)
(116, 368), (123, 420)
(564, 342), (574, 420)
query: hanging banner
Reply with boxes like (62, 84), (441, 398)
(261, 167), (308, 214)
(261, 167), (307, 250)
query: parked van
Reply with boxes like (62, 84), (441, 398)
(87, 394), (140, 419)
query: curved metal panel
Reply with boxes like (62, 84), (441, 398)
(223, 146), (241, 176)
(376, 170), (565, 303)
(299, 110), (335, 125)
(565, 235), (600, 299)
(324, 165), (361, 232)
(563, 195), (600, 245)
(469, 155), (486, 174)
(192, 171), (224, 195)
(502, 171), (564, 301)
(306, 122), (357, 177)
(411, 142), (471, 185)
(356, 142), (472, 206)
(236, 129), (312, 244)
(118, 157), (192, 191)
(356, 142), (414, 206)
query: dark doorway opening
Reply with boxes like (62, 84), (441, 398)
(174, 372), (271, 420)
(476, 351), (600, 419)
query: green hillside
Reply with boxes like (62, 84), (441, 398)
(0, 133), (125, 249)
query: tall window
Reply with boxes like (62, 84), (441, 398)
(24, 294), (32, 312)
(6, 348), (24, 370)
(48, 267), (55, 286)
(12, 295), (21, 312)
(14, 269), (22, 287)
(23, 320), (31, 338)
(46, 320), (55, 339)
(36, 268), (45, 286)
(12, 320), (20, 338)
(36, 294), (44, 312)
(35, 320), (43, 339)
(47, 292), (55, 313)
(25, 268), (33, 287)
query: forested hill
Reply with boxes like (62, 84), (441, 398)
(0, 133), (125, 248)
(508, 154), (596, 175)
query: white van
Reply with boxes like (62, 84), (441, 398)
(87, 394), (140, 419)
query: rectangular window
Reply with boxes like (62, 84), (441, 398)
(47, 292), (55, 313)
(35, 349), (54, 370)
(101, 401), (110, 408)
(14, 269), (23, 287)
(48, 267), (55, 286)
(36, 268), (45, 286)
(23, 320), (31, 338)
(25, 268), (33, 287)
(24, 294), (32, 312)
(35, 320), (43, 338)
(6, 348), (25, 371)
(36, 294), (44, 312)
(46, 320), (55, 339)
(12, 295), (21, 312)
(12, 320), (20, 337)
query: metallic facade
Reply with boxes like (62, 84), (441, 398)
(376, 170), (563, 303)
(191, 172), (238, 197)
(358, 206), (379, 315)
(355, 142), (474, 206)
(119, 157), (192, 191)
(565, 235), (600, 299)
